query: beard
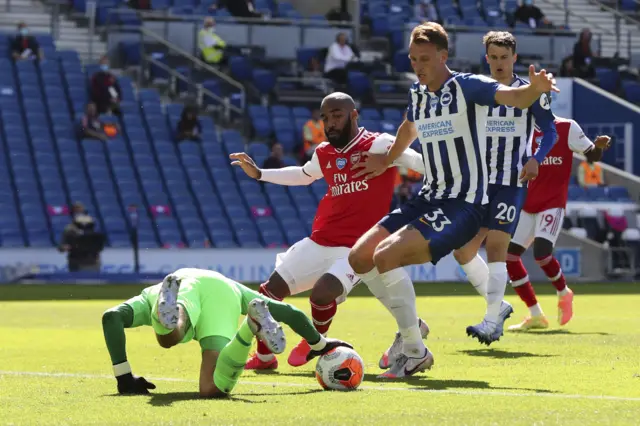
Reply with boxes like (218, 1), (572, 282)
(325, 115), (353, 149)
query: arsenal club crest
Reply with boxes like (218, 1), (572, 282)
(350, 152), (361, 164)
(336, 158), (347, 170)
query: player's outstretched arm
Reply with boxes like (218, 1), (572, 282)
(585, 135), (612, 162)
(495, 65), (560, 110)
(352, 118), (418, 179)
(102, 304), (156, 395)
(520, 104), (559, 183)
(266, 300), (353, 361)
(230, 152), (322, 186)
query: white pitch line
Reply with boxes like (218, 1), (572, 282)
(1, 370), (640, 402)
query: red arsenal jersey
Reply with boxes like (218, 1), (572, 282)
(301, 128), (423, 247)
(523, 117), (594, 213)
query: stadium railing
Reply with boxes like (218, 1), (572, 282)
(103, 8), (356, 63)
(136, 27), (245, 121)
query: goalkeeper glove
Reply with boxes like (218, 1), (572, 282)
(116, 373), (156, 395)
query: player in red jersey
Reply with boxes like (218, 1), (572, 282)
(230, 92), (427, 369)
(506, 116), (611, 330)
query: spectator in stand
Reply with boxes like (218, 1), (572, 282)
(198, 17), (227, 65)
(513, 0), (552, 29)
(175, 105), (203, 142)
(577, 158), (604, 187)
(302, 109), (325, 161)
(573, 29), (596, 79)
(11, 22), (43, 61)
(263, 142), (285, 169)
(58, 213), (106, 272)
(210, 0), (262, 18)
(78, 103), (109, 141)
(414, 0), (438, 22)
(324, 33), (357, 86)
(90, 56), (122, 117)
(72, 201), (87, 217)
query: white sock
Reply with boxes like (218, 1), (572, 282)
(558, 287), (570, 296)
(360, 267), (394, 316)
(461, 254), (489, 299)
(400, 324), (424, 357)
(529, 303), (544, 317)
(379, 268), (425, 357)
(485, 262), (508, 324)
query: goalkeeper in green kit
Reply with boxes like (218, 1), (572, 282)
(102, 268), (352, 397)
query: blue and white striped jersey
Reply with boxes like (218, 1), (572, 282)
(485, 74), (556, 188)
(407, 72), (501, 205)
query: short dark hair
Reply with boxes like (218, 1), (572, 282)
(410, 22), (449, 51)
(483, 31), (517, 54)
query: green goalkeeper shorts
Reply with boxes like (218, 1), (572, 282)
(126, 268), (276, 345)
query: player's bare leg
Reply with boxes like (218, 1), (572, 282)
(156, 305), (189, 348)
(507, 242), (549, 331)
(373, 225), (434, 379)
(350, 225), (429, 369)
(287, 273), (342, 367)
(464, 230), (514, 345)
(533, 238), (573, 326)
(245, 272), (290, 370)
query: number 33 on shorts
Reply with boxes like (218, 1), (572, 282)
(419, 208), (452, 232)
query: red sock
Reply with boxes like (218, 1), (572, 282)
(310, 300), (337, 335)
(535, 255), (566, 292)
(507, 254), (538, 307)
(513, 282), (538, 307)
(256, 283), (283, 357)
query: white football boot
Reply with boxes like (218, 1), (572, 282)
(156, 274), (181, 329)
(378, 347), (435, 379)
(247, 299), (286, 354)
(379, 318), (431, 369)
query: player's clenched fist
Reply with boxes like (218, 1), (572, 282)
(230, 153), (262, 180)
(117, 373), (156, 395)
(594, 135), (612, 150)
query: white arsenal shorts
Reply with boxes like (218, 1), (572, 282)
(274, 237), (359, 304)
(511, 207), (565, 249)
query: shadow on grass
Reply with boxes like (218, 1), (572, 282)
(273, 371), (554, 394)
(457, 348), (557, 359)
(107, 388), (324, 406)
(4, 281), (640, 301)
(524, 329), (611, 336)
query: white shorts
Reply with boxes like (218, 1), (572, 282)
(274, 238), (359, 304)
(511, 207), (565, 249)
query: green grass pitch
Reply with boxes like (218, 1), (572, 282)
(1, 282), (640, 425)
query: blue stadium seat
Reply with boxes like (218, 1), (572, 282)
(595, 68), (619, 93)
(271, 105), (292, 119)
(568, 185), (587, 201)
(252, 69), (277, 95)
(229, 56), (253, 81)
(607, 185), (631, 201)
(622, 80), (640, 103)
(291, 106), (311, 119)
(585, 186), (608, 201)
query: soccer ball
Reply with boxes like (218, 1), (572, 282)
(315, 347), (364, 391)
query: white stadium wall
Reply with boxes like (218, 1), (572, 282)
(0, 248), (476, 283)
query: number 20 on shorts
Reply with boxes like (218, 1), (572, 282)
(495, 202), (516, 223)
